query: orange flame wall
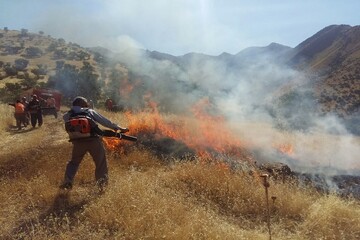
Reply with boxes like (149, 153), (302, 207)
(104, 97), (256, 164)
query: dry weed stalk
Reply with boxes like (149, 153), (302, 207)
(260, 173), (272, 240)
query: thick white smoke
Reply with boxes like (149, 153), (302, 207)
(109, 46), (359, 175)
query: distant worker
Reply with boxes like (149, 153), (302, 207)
(105, 98), (113, 111)
(9, 99), (27, 130)
(46, 95), (57, 118)
(21, 96), (30, 126)
(60, 96), (129, 191)
(46, 95), (56, 108)
(27, 94), (43, 128)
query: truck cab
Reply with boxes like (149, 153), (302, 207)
(32, 88), (62, 118)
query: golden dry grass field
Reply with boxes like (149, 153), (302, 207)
(0, 103), (359, 239)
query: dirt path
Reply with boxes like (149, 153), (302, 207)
(0, 114), (68, 157)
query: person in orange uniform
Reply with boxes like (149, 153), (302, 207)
(9, 99), (27, 130)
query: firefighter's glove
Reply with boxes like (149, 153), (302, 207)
(120, 128), (129, 133)
(115, 127), (129, 133)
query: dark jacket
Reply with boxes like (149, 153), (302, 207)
(27, 99), (41, 114)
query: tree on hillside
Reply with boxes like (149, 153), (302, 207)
(4, 46), (22, 55)
(24, 47), (43, 58)
(20, 77), (38, 89)
(53, 48), (67, 60)
(104, 68), (125, 105)
(104, 69), (147, 111)
(48, 61), (100, 102)
(78, 61), (101, 101)
(58, 38), (66, 45)
(1, 83), (22, 102)
(31, 64), (48, 76)
(4, 63), (17, 76)
(20, 28), (28, 37)
(55, 60), (65, 70)
(47, 42), (59, 52)
(48, 64), (79, 98)
(14, 58), (29, 71)
(93, 52), (107, 66)
(77, 50), (91, 61)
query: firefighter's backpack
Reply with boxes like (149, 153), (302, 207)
(65, 110), (96, 140)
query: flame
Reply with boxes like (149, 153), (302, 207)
(191, 98), (246, 155)
(111, 97), (254, 167)
(106, 76), (286, 168)
(103, 137), (122, 150)
(103, 94), (307, 180)
(101, 74), (304, 176)
(118, 77), (141, 99)
(119, 80), (133, 98)
(276, 143), (295, 156)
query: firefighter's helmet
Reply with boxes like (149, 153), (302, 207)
(72, 96), (88, 107)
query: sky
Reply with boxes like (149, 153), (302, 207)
(0, 0), (359, 56)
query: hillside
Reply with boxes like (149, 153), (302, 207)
(0, 28), (128, 105)
(1, 104), (360, 239)
(1, 25), (359, 123)
(290, 25), (360, 117)
(129, 25), (360, 124)
(0, 29), (97, 82)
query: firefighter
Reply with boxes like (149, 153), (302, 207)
(21, 96), (30, 126)
(27, 94), (43, 128)
(105, 98), (113, 111)
(46, 95), (57, 118)
(8, 100), (27, 130)
(60, 96), (129, 191)
(46, 95), (56, 108)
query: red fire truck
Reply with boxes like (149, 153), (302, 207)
(23, 88), (62, 118)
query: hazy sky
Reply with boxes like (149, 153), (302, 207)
(1, 0), (359, 56)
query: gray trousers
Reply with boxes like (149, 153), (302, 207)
(64, 137), (108, 184)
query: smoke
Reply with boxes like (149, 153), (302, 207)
(105, 35), (144, 53)
(107, 46), (359, 175)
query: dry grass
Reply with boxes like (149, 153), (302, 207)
(0, 105), (359, 239)
(0, 103), (14, 133)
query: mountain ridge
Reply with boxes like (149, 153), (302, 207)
(131, 25), (359, 119)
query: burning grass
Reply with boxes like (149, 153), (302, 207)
(0, 106), (360, 239)
(102, 100), (254, 165)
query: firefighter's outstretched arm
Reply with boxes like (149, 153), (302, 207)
(89, 109), (126, 131)
(101, 129), (137, 142)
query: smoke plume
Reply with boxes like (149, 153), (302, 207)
(108, 46), (359, 175)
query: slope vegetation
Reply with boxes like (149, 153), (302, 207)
(292, 25), (360, 116)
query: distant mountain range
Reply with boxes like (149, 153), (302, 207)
(138, 25), (359, 117)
